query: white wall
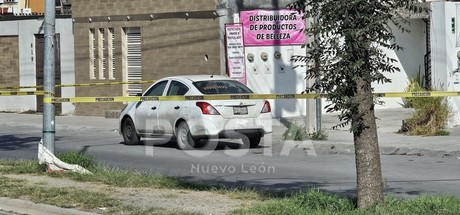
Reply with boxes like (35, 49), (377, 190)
(245, 46), (307, 118)
(431, 2), (460, 125)
(372, 19), (427, 110)
(55, 19), (76, 115)
(321, 19), (427, 113)
(0, 18), (75, 115)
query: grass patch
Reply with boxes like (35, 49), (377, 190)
(233, 189), (460, 215)
(0, 176), (120, 212)
(1, 157), (460, 215)
(0, 176), (193, 215)
(366, 196), (460, 215)
(233, 189), (355, 215)
(45, 167), (209, 191)
(0, 156), (260, 200)
(0, 159), (46, 174)
(0, 158), (205, 190)
(56, 151), (98, 170)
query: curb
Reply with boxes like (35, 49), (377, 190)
(0, 197), (97, 215)
(311, 142), (460, 158)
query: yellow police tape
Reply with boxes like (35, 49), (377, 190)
(0, 91), (54, 96)
(43, 94), (319, 103)
(41, 91), (460, 103)
(375, 91), (460, 98)
(0, 80), (157, 90)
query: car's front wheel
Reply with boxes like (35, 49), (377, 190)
(176, 121), (198, 150)
(122, 117), (140, 145)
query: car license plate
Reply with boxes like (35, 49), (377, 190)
(233, 106), (248, 115)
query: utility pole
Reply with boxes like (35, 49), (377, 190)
(305, 6), (320, 134)
(43, 0), (56, 154)
(314, 14), (322, 133)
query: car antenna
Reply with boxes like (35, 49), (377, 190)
(205, 54), (214, 78)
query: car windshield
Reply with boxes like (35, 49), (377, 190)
(193, 80), (253, 95)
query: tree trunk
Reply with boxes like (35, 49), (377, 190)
(353, 78), (384, 208)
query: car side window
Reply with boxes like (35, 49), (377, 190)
(167, 81), (189, 96)
(144, 81), (168, 96)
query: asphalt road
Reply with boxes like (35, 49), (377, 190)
(1, 121), (459, 198)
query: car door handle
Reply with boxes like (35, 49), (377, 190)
(151, 107), (157, 110)
(174, 106), (180, 110)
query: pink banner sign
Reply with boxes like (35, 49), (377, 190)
(240, 9), (306, 46)
(225, 24), (247, 85)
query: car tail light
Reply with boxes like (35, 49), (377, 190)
(196, 102), (220, 115)
(261, 100), (271, 113)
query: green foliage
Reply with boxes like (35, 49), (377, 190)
(56, 152), (97, 170)
(403, 71), (426, 108)
(309, 130), (328, 141)
(283, 123), (309, 141)
(283, 123), (329, 141)
(399, 81), (451, 136)
(435, 130), (450, 136)
(402, 71), (425, 108)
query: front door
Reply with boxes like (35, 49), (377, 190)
(134, 80), (168, 135)
(35, 34), (61, 114)
(157, 80), (190, 135)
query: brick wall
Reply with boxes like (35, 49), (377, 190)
(0, 36), (19, 87)
(73, 0), (220, 116)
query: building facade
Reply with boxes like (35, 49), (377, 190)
(72, 0), (222, 116)
(0, 0), (444, 120)
(0, 17), (75, 114)
(71, 0), (433, 118)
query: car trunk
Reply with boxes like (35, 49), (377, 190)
(209, 100), (264, 119)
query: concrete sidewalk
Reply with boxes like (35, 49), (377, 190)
(277, 108), (460, 158)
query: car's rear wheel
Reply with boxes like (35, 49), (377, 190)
(122, 118), (140, 145)
(242, 135), (261, 148)
(176, 121), (198, 150)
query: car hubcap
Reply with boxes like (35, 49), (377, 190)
(126, 125), (132, 140)
(180, 127), (187, 144)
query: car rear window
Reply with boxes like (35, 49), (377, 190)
(193, 80), (253, 95)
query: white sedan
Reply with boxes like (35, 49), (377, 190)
(119, 75), (272, 149)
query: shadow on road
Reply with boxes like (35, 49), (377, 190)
(174, 176), (460, 199)
(123, 139), (269, 151)
(0, 135), (41, 151)
(176, 176), (360, 198)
